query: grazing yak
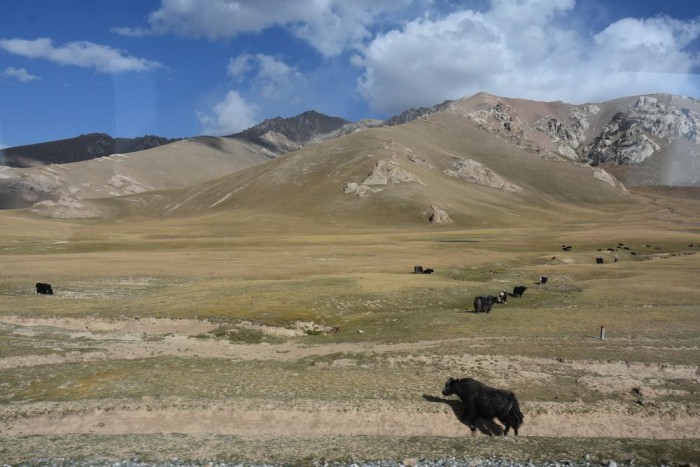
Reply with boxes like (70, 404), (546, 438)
(512, 285), (527, 297)
(35, 282), (53, 295)
(539, 276), (548, 285)
(473, 295), (498, 313)
(414, 266), (435, 274)
(442, 377), (524, 436)
(497, 290), (508, 304)
(596, 257), (604, 264)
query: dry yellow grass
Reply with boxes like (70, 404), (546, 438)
(0, 172), (699, 464)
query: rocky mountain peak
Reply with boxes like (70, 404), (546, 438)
(586, 95), (700, 166)
(384, 100), (454, 126)
(231, 110), (350, 156)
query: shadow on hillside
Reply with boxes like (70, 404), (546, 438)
(194, 136), (226, 150)
(422, 394), (504, 435)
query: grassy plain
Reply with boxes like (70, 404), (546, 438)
(0, 189), (699, 465)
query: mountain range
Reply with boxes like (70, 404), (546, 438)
(0, 92), (698, 221)
(1, 133), (179, 168)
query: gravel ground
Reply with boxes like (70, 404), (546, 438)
(1, 457), (640, 467)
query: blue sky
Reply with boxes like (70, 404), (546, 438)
(1, 0), (699, 148)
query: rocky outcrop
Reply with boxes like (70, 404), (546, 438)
(343, 160), (422, 197)
(30, 198), (99, 219)
(535, 105), (599, 159)
(325, 119), (385, 139)
(465, 101), (526, 142)
(254, 131), (303, 154)
(428, 205), (451, 224)
(384, 100), (453, 126)
(444, 158), (520, 192)
(407, 154), (434, 169)
(342, 182), (382, 198)
(106, 173), (153, 196)
(592, 168), (629, 194)
(586, 96), (700, 165)
(363, 160), (422, 185)
(3, 165), (67, 206)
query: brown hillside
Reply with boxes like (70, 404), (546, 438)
(101, 112), (635, 230)
(0, 136), (269, 213)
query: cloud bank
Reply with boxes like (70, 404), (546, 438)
(0, 38), (161, 73)
(355, 1), (700, 113)
(114, 0), (414, 58)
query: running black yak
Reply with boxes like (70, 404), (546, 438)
(442, 377), (524, 436)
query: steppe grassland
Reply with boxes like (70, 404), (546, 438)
(1, 193), (699, 361)
(0, 190), (699, 464)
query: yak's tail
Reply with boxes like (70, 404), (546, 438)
(508, 395), (524, 430)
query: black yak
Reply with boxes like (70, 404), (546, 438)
(35, 283), (53, 295)
(442, 377), (524, 436)
(473, 295), (497, 313)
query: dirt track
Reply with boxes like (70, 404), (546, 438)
(3, 403), (699, 440)
(1, 316), (698, 444)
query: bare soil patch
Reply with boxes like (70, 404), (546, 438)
(1, 316), (698, 459)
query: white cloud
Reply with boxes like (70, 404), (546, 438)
(0, 37), (161, 73)
(355, 1), (700, 113)
(196, 90), (259, 135)
(228, 54), (305, 99)
(227, 54), (255, 80)
(114, 0), (414, 57)
(356, 9), (516, 112)
(2, 66), (39, 82)
(592, 16), (700, 73)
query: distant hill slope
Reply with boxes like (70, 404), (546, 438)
(0, 137), (269, 215)
(98, 110), (632, 228)
(1, 133), (179, 168)
(0, 110), (363, 215)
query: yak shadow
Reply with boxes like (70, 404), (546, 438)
(422, 394), (503, 436)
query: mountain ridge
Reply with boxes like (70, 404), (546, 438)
(0, 133), (180, 168)
(91, 109), (633, 229)
(1, 92), (698, 219)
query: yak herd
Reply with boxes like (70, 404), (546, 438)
(473, 283), (534, 313)
(417, 267), (531, 435)
(416, 265), (545, 314)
